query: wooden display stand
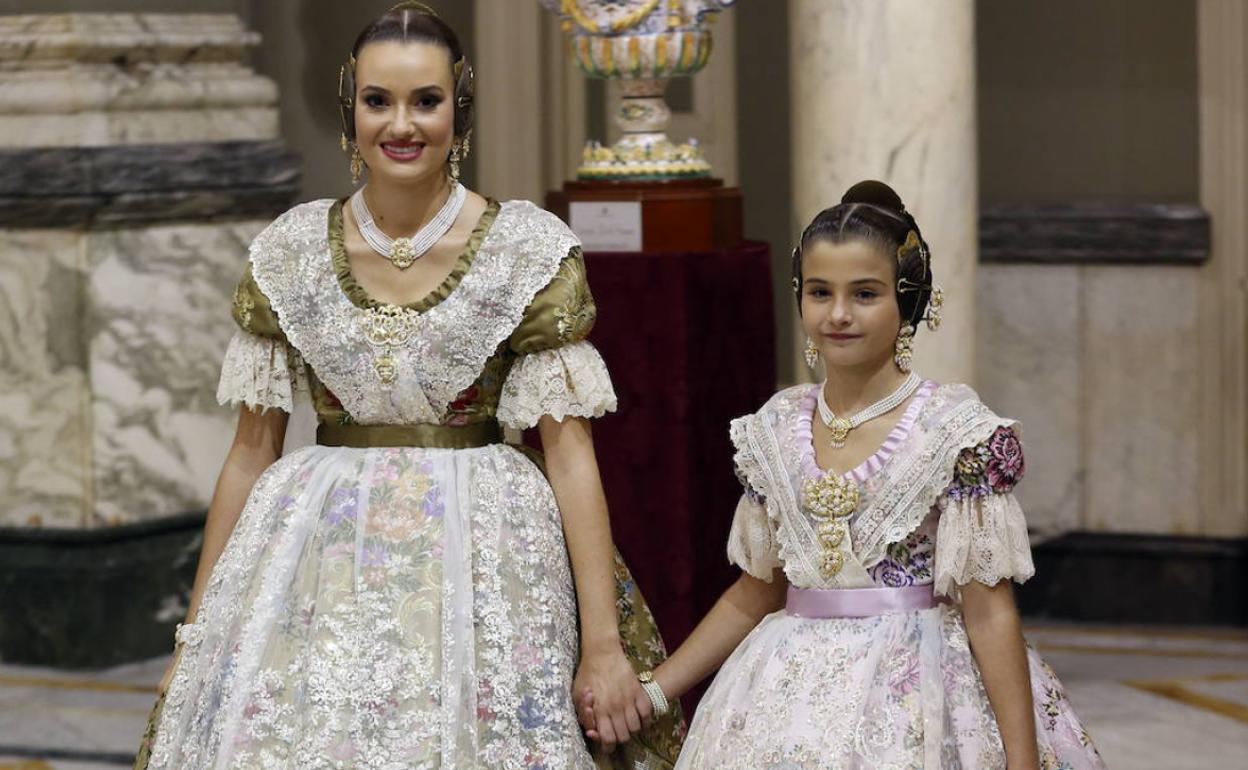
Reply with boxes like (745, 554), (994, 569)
(546, 177), (744, 252)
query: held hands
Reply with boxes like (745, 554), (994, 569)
(571, 645), (652, 753)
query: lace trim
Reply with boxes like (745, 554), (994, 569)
(849, 384), (1016, 568)
(496, 341), (618, 429)
(933, 491), (1036, 597)
(215, 329), (307, 413)
(733, 384), (1018, 586)
(249, 200), (579, 424)
(730, 389), (833, 586)
(726, 493), (782, 582)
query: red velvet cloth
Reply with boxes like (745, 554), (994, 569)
(583, 242), (776, 707)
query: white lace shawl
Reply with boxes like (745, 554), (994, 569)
(728, 383), (1033, 592)
(241, 199), (581, 425)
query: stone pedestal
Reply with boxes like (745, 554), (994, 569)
(0, 14), (298, 533)
(0, 13), (298, 665)
(788, 0), (977, 385)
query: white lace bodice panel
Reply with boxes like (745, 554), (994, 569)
(727, 383), (1035, 594)
(235, 199), (582, 426)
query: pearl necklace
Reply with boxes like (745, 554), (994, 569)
(816, 372), (922, 449)
(350, 181), (467, 269)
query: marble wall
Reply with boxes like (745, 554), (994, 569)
(87, 220), (266, 525)
(977, 206), (1214, 536)
(0, 229), (90, 528)
(0, 13), (297, 529)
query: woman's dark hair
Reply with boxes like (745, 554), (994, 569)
(337, 2), (475, 142)
(791, 180), (934, 330)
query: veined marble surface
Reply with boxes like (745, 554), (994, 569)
(0, 219), (266, 529)
(0, 229), (90, 528)
(86, 220), (265, 526)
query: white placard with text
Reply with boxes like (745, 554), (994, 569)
(569, 201), (643, 252)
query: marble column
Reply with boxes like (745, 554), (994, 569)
(1197, 0), (1248, 538)
(0, 13), (299, 530)
(788, 0), (977, 385)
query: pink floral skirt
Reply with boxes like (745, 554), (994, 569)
(677, 603), (1106, 770)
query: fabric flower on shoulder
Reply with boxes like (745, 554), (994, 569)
(947, 425), (1025, 500)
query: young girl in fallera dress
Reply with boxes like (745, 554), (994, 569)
(581, 181), (1107, 769)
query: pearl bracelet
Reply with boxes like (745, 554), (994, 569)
(637, 670), (669, 716)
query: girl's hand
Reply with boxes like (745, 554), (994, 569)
(572, 646), (651, 753)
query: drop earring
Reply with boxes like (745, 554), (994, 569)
(805, 337), (820, 370)
(342, 133), (364, 186)
(893, 324), (915, 373)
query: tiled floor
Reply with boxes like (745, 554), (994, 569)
(2, 624), (1246, 769)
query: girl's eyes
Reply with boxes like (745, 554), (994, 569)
(363, 93), (387, 109)
(416, 95), (442, 109)
(805, 288), (880, 300)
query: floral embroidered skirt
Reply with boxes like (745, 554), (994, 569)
(676, 604), (1105, 770)
(138, 443), (682, 770)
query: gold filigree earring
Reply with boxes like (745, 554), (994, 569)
(448, 129), (474, 182)
(342, 133), (364, 185)
(448, 139), (462, 182)
(804, 337), (820, 370)
(925, 285), (945, 331)
(894, 324), (915, 373)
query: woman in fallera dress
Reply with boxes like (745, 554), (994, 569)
(132, 4), (681, 768)
(581, 180), (1107, 770)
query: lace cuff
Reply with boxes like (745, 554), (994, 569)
(216, 329), (307, 413)
(496, 340), (618, 429)
(727, 493), (781, 582)
(934, 491), (1035, 598)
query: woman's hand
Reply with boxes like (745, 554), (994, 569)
(572, 645), (651, 753)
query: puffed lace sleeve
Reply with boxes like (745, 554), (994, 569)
(216, 264), (308, 414)
(934, 425), (1035, 597)
(496, 248), (618, 429)
(727, 486), (781, 582)
(725, 417), (781, 581)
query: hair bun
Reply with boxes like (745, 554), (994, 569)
(841, 180), (905, 214)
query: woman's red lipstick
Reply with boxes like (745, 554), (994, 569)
(381, 141), (424, 161)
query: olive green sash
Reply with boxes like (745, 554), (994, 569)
(316, 421), (502, 449)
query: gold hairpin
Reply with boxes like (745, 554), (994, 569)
(897, 277), (933, 294)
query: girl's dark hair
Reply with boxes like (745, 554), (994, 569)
(337, 3), (475, 142)
(791, 180), (934, 330)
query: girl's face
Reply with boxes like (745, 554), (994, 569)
(353, 40), (456, 186)
(799, 238), (903, 374)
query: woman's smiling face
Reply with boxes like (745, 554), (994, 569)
(353, 40), (457, 186)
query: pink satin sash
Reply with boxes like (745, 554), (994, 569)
(786, 584), (948, 618)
